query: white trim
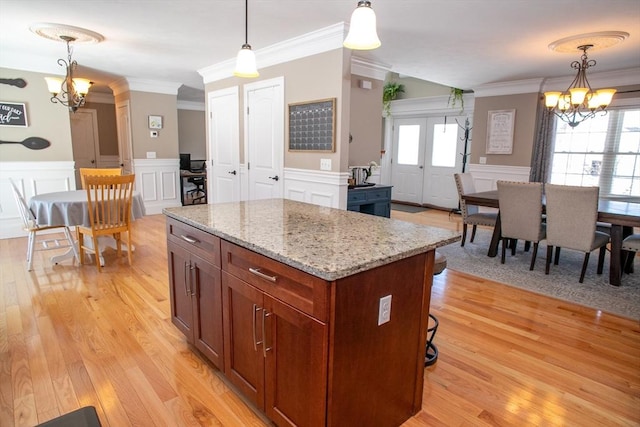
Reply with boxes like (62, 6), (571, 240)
(109, 77), (182, 96)
(389, 94), (476, 117)
(541, 68), (640, 93)
(199, 23), (346, 83)
(133, 158), (181, 214)
(350, 57), (390, 80)
(466, 163), (531, 192)
(474, 78), (544, 97)
(85, 91), (115, 104)
(178, 100), (205, 111)
(283, 168), (349, 209)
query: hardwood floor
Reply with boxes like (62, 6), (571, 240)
(1, 210), (638, 426)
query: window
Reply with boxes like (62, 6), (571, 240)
(431, 123), (457, 167)
(549, 106), (640, 200)
(397, 124), (420, 165)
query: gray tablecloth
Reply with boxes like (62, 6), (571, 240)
(29, 190), (146, 227)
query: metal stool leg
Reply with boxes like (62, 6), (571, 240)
(425, 313), (439, 366)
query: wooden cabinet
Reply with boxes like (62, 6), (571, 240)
(166, 215), (434, 427)
(221, 241), (328, 427)
(166, 219), (224, 369)
(347, 185), (392, 218)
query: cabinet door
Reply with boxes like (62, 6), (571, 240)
(167, 241), (194, 341)
(264, 296), (328, 427)
(222, 271), (265, 409)
(192, 254), (224, 370)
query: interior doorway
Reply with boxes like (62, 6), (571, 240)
(70, 109), (100, 188)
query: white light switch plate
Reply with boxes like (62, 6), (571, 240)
(146, 151), (156, 159)
(320, 159), (331, 171)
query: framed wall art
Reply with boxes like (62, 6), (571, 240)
(0, 101), (28, 127)
(486, 109), (515, 154)
(148, 115), (163, 129)
(288, 98), (336, 152)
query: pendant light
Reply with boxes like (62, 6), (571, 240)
(234, 0), (259, 78)
(343, 1), (381, 50)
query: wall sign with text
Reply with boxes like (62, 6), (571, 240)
(0, 102), (28, 127)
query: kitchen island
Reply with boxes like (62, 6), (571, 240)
(163, 199), (459, 426)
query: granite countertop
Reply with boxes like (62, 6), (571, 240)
(164, 199), (460, 281)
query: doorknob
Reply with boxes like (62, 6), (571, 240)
(419, 165), (424, 169)
(91, 159), (95, 164)
(268, 175), (279, 181)
(228, 170), (237, 175)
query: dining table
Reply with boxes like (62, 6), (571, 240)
(28, 189), (146, 266)
(461, 190), (640, 286)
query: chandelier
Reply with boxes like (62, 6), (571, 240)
(233, 0), (259, 78)
(544, 44), (616, 128)
(343, 0), (381, 50)
(44, 35), (93, 112)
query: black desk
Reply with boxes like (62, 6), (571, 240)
(462, 190), (640, 286)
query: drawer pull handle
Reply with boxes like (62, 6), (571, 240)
(249, 267), (277, 282)
(180, 235), (198, 244)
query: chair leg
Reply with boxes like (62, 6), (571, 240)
(461, 224), (467, 247)
(554, 247), (561, 265)
(470, 225), (477, 243)
(93, 236), (102, 273)
(580, 252), (590, 283)
(511, 239), (517, 256)
(78, 232), (85, 265)
(27, 231), (36, 271)
(530, 242), (539, 271)
(126, 230), (132, 266)
(524, 241), (531, 252)
(597, 246), (606, 275)
(501, 238), (507, 264)
(545, 246), (553, 274)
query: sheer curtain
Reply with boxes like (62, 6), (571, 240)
(529, 98), (556, 183)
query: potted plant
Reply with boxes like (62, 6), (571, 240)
(448, 87), (464, 112)
(383, 81), (404, 117)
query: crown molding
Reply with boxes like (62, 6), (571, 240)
(390, 94), (475, 116)
(109, 77), (181, 96)
(199, 22), (347, 84)
(350, 57), (390, 81)
(85, 91), (114, 104)
(177, 100), (205, 111)
(541, 68), (640, 92)
(473, 78), (544, 97)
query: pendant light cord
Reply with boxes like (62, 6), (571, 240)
(244, 0), (248, 45)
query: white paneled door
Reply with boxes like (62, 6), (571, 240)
(390, 118), (426, 204)
(244, 77), (284, 200)
(208, 87), (240, 203)
(70, 109), (100, 188)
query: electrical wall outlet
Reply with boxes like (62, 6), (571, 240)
(378, 295), (392, 325)
(479, 156), (487, 164)
(320, 158), (331, 171)
(146, 151), (156, 159)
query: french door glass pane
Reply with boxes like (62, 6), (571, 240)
(431, 124), (457, 167)
(397, 125), (420, 165)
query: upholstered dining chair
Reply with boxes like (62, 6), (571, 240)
(77, 174), (135, 272)
(622, 234), (639, 272)
(9, 178), (78, 271)
(454, 173), (497, 246)
(79, 167), (122, 189)
(497, 181), (546, 270)
(544, 184), (610, 283)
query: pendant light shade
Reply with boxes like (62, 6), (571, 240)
(343, 0), (381, 50)
(233, 0), (259, 78)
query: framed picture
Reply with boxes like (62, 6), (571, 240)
(288, 98), (336, 152)
(0, 101), (28, 127)
(486, 109), (515, 154)
(148, 115), (163, 129)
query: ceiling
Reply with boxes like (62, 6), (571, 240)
(1, 1), (639, 103)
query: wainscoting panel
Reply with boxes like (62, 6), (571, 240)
(133, 158), (182, 215)
(467, 164), (531, 191)
(283, 168), (349, 209)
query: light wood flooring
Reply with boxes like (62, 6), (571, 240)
(1, 209), (638, 426)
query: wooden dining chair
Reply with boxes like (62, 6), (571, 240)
(544, 184), (609, 283)
(454, 173), (497, 246)
(9, 178), (79, 271)
(77, 174), (135, 272)
(497, 181), (546, 270)
(79, 167), (122, 189)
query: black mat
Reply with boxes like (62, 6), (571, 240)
(391, 203), (428, 213)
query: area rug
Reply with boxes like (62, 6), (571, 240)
(391, 203), (428, 213)
(436, 229), (640, 320)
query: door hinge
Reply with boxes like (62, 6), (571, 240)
(247, 162), (250, 170)
(247, 106), (250, 115)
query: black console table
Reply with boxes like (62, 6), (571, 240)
(347, 184), (392, 218)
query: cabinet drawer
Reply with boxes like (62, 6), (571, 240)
(347, 191), (366, 203)
(221, 241), (329, 322)
(167, 218), (221, 267)
(366, 188), (391, 202)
